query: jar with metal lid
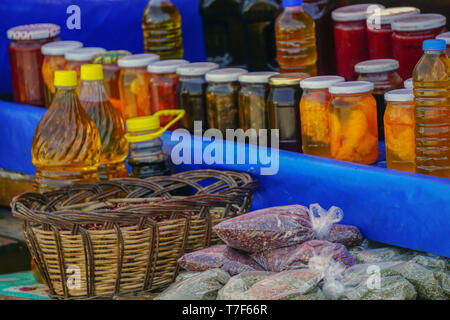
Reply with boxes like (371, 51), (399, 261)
(117, 53), (160, 120)
(329, 81), (379, 164)
(176, 62), (219, 133)
(403, 78), (413, 89)
(332, 3), (384, 80)
(205, 68), (248, 134)
(268, 72), (309, 152)
(41, 41), (83, 108)
(392, 14), (447, 80)
(91, 50), (131, 111)
(384, 89), (415, 173)
(355, 59), (403, 140)
(367, 7), (420, 60)
(147, 59), (189, 129)
(238, 72), (278, 136)
(299, 75), (344, 157)
(436, 32), (450, 57)
(7, 23), (60, 106)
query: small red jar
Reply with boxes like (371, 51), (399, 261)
(367, 7), (420, 60)
(332, 3), (384, 80)
(392, 14), (447, 80)
(436, 32), (450, 57)
(7, 24), (60, 106)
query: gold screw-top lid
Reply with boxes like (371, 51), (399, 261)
(80, 64), (104, 81)
(269, 73), (310, 86)
(54, 70), (77, 87)
(91, 50), (131, 65)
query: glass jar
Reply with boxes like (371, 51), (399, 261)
(7, 24), (60, 106)
(238, 72), (278, 137)
(117, 53), (160, 120)
(329, 81), (379, 164)
(355, 59), (403, 141)
(299, 75), (344, 157)
(384, 89), (415, 173)
(91, 50), (131, 112)
(392, 14), (447, 80)
(205, 68), (248, 134)
(436, 32), (450, 57)
(41, 41), (83, 108)
(332, 3), (384, 80)
(147, 59), (189, 129)
(403, 78), (413, 89)
(268, 72), (309, 152)
(176, 62), (219, 133)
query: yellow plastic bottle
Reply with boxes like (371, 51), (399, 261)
(275, 0), (317, 75)
(413, 39), (450, 178)
(142, 0), (184, 60)
(79, 64), (129, 180)
(31, 70), (101, 192)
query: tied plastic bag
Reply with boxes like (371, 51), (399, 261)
(308, 203), (343, 240)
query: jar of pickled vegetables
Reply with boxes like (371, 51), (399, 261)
(7, 23), (60, 106)
(436, 32), (450, 56)
(403, 78), (413, 89)
(205, 68), (248, 134)
(392, 14), (447, 80)
(329, 81), (379, 164)
(299, 75), (344, 157)
(384, 89), (415, 173)
(147, 59), (189, 128)
(238, 72), (278, 135)
(366, 7), (420, 60)
(355, 59), (403, 141)
(41, 41), (83, 108)
(176, 62), (219, 133)
(117, 53), (160, 120)
(268, 72), (309, 152)
(91, 50), (131, 111)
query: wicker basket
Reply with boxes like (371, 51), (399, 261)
(11, 170), (256, 299)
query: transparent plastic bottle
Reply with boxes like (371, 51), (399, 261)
(413, 39), (450, 178)
(79, 64), (129, 180)
(32, 70), (101, 192)
(275, 0), (317, 75)
(142, 0), (183, 60)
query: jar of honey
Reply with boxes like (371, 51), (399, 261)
(299, 75), (344, 157)
(205, 68), (248, 134)
(355, 59), (403, 141)
(436, 32), (450, 57)
(41, 41), (83, 108)
(329, 81), (379, 164)
(117, 53), (160, 120)
(268, 72), (309, 152)
(384, 89), (415, 173)
(176, 62), (219, 133)
(7, 23), (60, 106)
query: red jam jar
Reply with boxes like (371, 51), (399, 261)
(332, 3), (384, 80)
(392, 14), (447, 80)
(7, 23), (60, 106)
(367, 7), (420, 60)
(436, 32), (450, 57)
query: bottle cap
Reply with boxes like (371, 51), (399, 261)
(41, 41), (83, 56)
(65, 47), (106, 62)
(384, 89), (414, 102)
(7, 23), (60, 40)
(332, 4), (384, 22)
(176, 62), (219, 76)
(239, 72), (279, 84)
(205, 68), (248, 83)
(329, 81), (374, 94)
(300, 76), (345, 89)
(91, 50), (131, 65)
(147, 59), (189, 74)
(54, 70), (77, 87)
(367, 7), (420, 26)
(403, 78), (413, 89)
(80, 64), (104, 81)
(117, 53), (160, 68)
(127, 115), (160, 132)
(436, 32), (450, 45)
(392, 14), (446, 32)
(423, 39), (446, 51)
(268, 73), (310, 86)
(355, 59), (399, 73)
(282, 0), (303, 7)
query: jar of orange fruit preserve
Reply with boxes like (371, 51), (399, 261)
(329, 81), (379, 164)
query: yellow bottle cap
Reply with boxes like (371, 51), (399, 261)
(80, 64), (104, 81)
(126, 115), (161, 133)
(54, 70), (77, 87)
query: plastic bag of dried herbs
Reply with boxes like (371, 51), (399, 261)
(177, 245), (264, 275)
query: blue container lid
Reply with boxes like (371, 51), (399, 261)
(282, 0), (303, 7)
(423, 39), (446, 51)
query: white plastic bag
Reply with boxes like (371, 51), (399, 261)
(308, 203), (344, 240)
